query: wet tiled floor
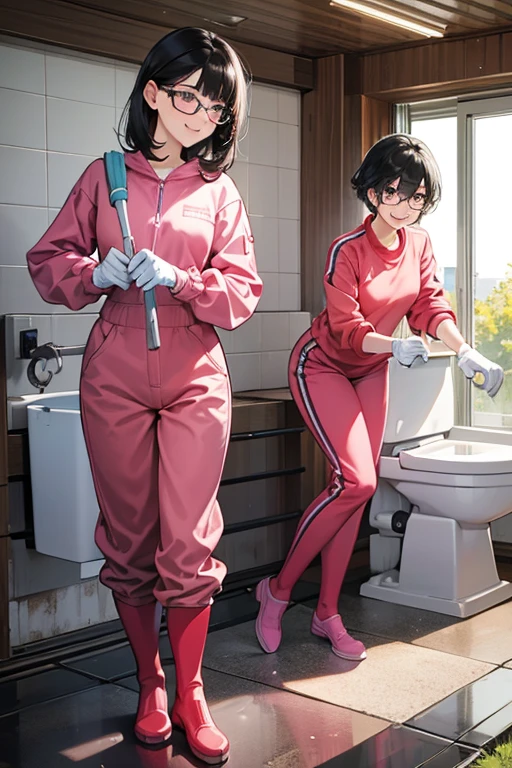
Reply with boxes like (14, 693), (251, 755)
(2, 580), (512, 767)
(202, 604), (494, 723)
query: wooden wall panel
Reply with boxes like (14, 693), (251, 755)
(351, 31), (512, 102)
(0, 529), (8, 659)
(502, 32), (512, 73)
(7, 434), (24, 479)
(434, 40), (466, 85)
(343, 95), (391, 233)
(0, 315), (10, 659)
(0, 0), (313, 90)
(302, 56), (391, 314)
(465, 35), (501, 79)
(301, 54), (344, 320)
(0, 319), (6, 495)
(362, 97), (392, 157)
(0, 316), (8, 540)
(343, 94), (364, 234)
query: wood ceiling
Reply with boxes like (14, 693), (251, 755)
(65, 0), (512, 55)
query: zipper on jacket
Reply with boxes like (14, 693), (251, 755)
(152, 180), (165, 252)
(155, 181), (165, 227)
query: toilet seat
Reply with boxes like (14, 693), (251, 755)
(399, 438), (512, 475)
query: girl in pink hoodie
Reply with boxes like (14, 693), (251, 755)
(27, 27), (261, 764)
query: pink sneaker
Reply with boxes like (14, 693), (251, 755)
(255, 577), (289, 653)
(311, 613), (367, 661)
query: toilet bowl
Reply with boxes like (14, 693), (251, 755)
(360, 346), (512, 617)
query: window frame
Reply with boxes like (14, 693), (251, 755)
(402, 95), (512, 426)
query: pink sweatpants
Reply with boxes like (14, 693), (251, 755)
(275, 330), (388, 617)
(80, 298), (230, 608)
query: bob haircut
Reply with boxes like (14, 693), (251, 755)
(351, 134), (442, 219)
(120, 27), (250, 175)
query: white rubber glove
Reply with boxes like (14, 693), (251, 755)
(127, 249), (177, 292)
(457, 343), (504, 398)
(391, 336), (429, 368)
(92, 247), (131, 290)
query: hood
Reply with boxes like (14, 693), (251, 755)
(123, 151), (221, 183)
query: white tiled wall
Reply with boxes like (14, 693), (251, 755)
(220, 310), (310, 392)
(1, 39), (306, 400)
(226, 81), (304, 389)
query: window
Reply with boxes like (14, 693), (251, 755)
(410, 108), (457, 301)
(464, 104), (512, 428)
(408, 96), (512, 428)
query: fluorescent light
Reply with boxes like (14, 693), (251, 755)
(330, 0), (446, 38)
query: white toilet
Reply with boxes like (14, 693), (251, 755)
(360, 343), (512, 617)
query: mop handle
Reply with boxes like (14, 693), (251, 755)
(104, 152), (160, 350)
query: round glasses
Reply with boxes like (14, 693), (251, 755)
(379, 185), (427, 211)
(160, 87), (231, 126)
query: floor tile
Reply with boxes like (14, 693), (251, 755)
(0, 665), (99, 717)
(411, 600), (512, 665)
(418, 743), (481, 768)
(316, 725), (479, 767)
(406, 667), (512, 743)
(117, 664), (390, 767)
(460, 700), (512, 748)
(202, 604), (495, 723)
(60, 642), (137, 680)
(304, 593), (460, 644)
(0, 667), (389, 768)
(56, 586), (316, 684)
(306, 566), (512, 666)
(60, 635), (173, 680)
(0, 684), (142, 768)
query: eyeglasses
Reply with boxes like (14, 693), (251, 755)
(160, 87), (232, 125)
(379, 185), (427, 211)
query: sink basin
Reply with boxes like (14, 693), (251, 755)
(27, 393), (102, 563)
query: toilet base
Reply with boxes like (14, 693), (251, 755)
(360, 571), (512, 617)
(361, 511), (512, 617)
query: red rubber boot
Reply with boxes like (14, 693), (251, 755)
(114, 598), (172, 745)
(166, 606), (229, 764)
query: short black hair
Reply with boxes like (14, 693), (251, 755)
(351, 133), (442, 218)
(120, 27), (250, 174)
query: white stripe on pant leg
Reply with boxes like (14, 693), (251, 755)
(286, 480), (343, 556)
(296, 340), (341, 473)
(287, 339), (345, 552)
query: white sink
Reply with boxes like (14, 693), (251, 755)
(27, 392), (102, 563)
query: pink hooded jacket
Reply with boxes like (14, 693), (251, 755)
(27, 151), (262, 330)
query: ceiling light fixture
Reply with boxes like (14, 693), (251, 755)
(330, 0), (446, 38)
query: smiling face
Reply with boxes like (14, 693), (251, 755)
(368, 177), (427, 231)
(143, 69), (226, 152)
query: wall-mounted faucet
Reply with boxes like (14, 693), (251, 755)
(27, 343), (86, 391)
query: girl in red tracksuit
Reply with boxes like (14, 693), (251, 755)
(27, 27), (261, 764)
(254, 133), (503, 661)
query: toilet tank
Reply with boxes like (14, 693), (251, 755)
(384, 344), (455, 444)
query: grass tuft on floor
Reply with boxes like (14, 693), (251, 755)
(475, 741), (512, 767)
